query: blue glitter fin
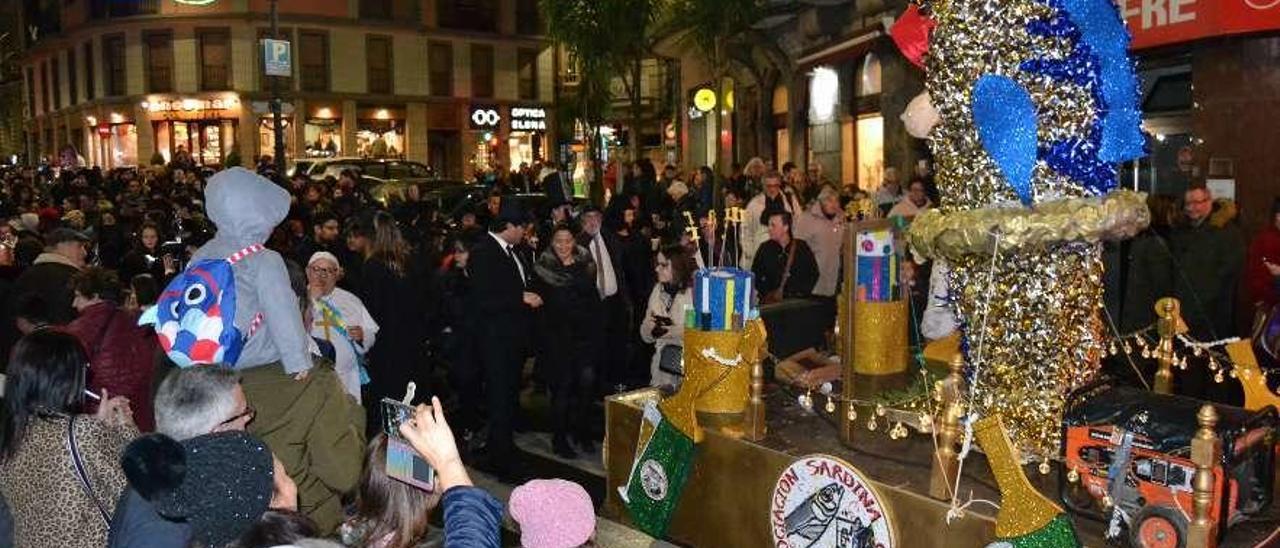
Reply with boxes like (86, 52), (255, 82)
(972, 75), (1038, 206)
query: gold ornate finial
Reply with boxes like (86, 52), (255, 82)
(930, 353), (967, 500)
(1188, 404), (1220, 548)
(1153, 297), (1183, 394)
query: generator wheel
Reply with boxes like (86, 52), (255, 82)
(1130, 506), (1187, 548)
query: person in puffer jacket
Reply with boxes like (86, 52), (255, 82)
(67, 266), (158, 431)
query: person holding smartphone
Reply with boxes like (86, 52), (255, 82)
(395, 397), (502, 548)
(641, 244), (697, 388)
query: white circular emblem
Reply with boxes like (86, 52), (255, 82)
(1245, 0), (1280, 10)
(639, 459), (669, 501)
(471, 109), (500, 127)
(770, 455), (895, 548)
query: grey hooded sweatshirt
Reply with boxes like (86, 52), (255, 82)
(190, 167), (312, 374)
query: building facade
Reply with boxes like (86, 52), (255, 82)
(660, 0), (923, 195)
(17, 0), (556, 179)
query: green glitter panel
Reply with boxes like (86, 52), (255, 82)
(623, 418), (696, 538)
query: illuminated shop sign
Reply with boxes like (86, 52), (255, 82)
(510, 107), (547, 131)
(469, 106), (501, 130)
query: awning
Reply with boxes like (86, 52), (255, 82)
(796, 28), (884, 69)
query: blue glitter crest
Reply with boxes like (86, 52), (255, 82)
(976, 0), (1146, 199)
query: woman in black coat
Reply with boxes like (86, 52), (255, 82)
(532, 222), (603, 458)
(358, 212), (428, 435)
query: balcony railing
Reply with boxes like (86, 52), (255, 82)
(90, 0), (160, 20)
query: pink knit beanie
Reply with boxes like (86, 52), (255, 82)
(509, 479), (596, 548)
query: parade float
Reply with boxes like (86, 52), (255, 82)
(602, 0), (1280, 546)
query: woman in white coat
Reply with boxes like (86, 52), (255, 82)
(640, 244), (698, 388)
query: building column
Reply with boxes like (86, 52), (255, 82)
(134, 104), (155, 166)
(879, 40), (925, 180)
(460, 102), (476, 180)
(292, 99), (307, 161)
(788, 72), (807, 171)
(406, 102), (428, 164)
(422, 0), (438, 28)
(236, 103), (255, 167)
(498, 0), (516, 36)
(342, 100), (358, 160)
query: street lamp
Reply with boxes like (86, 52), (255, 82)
(270, 0), (285, 176)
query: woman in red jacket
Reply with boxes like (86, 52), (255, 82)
(1247, 199), (1280, 309)
(66, 267), (159, 431)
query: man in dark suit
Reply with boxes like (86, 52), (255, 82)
(469, 203), (542, 480)
(579, 205), (634, 397)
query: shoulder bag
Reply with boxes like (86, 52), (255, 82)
(67, 414), (113, 528)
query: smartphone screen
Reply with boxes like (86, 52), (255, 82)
(386, 437), (436, 491)
(380, 398), (436, 492)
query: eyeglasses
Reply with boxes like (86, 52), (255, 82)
(217, 405), (256, 428)
(308, 266), (339, 277)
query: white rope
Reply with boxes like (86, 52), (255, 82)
(946, 229), (1004, 522)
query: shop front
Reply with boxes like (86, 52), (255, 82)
(302, 103), (343, 158)
(356, 106), (405, 159)
(508, 105), (547, 168)
(468, 104), (502, 173)
(257, 116), (294, 161)
(144, 95), (241, 167)
(84, 111), (138, 168)
(1121, 0), (1280, 233)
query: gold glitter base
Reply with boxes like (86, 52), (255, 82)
(853, 299), (910, 375)
(949, 241), (1105, 456)
(675, 320), (768, 416)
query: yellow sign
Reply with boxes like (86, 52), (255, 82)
(693, 88), (717, 112)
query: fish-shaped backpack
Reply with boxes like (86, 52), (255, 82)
(139, 244), (265, 368)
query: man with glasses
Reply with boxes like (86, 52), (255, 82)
(305, 251), (379, 402)
(1169, 184), (1245, 402)
(1171, 184), (1246, 341)
(742, 171), (802, 268)
(109, 367), (292, 547)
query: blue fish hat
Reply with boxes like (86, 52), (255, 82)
(140, 245), (264, 367)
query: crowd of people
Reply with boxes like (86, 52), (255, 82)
(0, 141), (1273, 547)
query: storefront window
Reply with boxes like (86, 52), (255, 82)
(154, 119), (237, 166)
(304, 119), (342, 158)
(857, 53), (881, 97)
(356, 119), (404, 159)
(472, 132), (497, 172)
(110, 124), (137, 167)
(856, 114), (884, 190)
(258, 117), (295, 160)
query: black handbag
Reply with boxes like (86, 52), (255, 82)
(658, 345), (684, 377)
